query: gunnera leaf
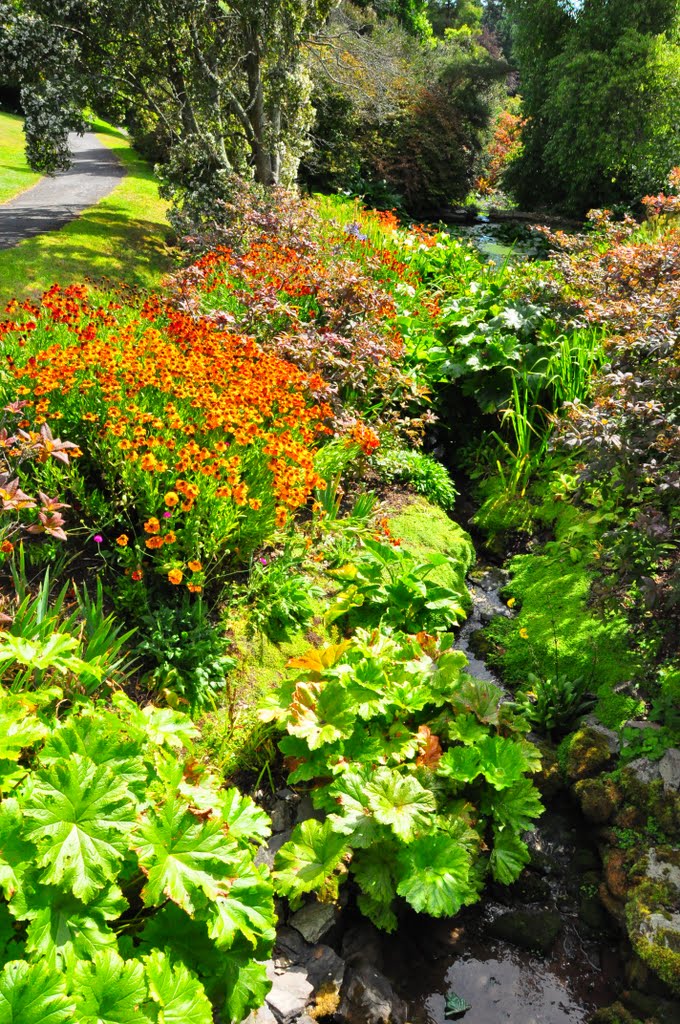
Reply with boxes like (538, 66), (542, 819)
(396, 834), (473, 917)
(21, 883), (124, 971)
(476, 735), (531, 791)
(72, 949), (154, 1023)
(481, 777), (544, 832)
(20, 756), (134, 902)
(489, 828), (530, 885)
(273, 819), (348, 901)
(144, 950), (212, 1024)
(365, 769), (436, 841)
(0, 959), (74, 1024)
(205, 854), (275, 954)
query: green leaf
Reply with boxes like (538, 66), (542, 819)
(365, 770), (436, 841)
(445, 991), (472, 1019)
(351, 846), (397, 906)
(220, 955), (271, 1024)
(287, 680), (356, 751)
(396, 833), (474, 918)
(41, 717), (146, 798)
(21, 756), (134, 901)
(135, 794), (236, 913)
(0, 801), (32, 901)
(489, 828), (530, 885)
(482, 777), (544, 832)
(356, 891), (398, 933)
(273, 819), (348, 901)
(0, 959), (74, 1024)
(144, 951), (212, 1024)
(205, 855), (275, 954)
(449, 678), (502, 725)
(477, 736), (530, 791)
(436, 746), (481, 784)
(446, 713), (488, 746)
(72, 950), (154, 1024)
(0, 905), (23, 971)
(111, 693), (198, 750)
(219, 789), (271, 846)
(20, 883), (124, 971)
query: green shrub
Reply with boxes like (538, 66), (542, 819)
(370, 444), (458, 509)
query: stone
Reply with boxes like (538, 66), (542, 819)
(242, 1004), (278, 1024)
(581, 717), (621, 755)
(265, 963), (313, 1023)
(274, 926), (312, 967)
(338, 963), (408, 1024)
(289, 900), (339, 945)
(509, 870), (552, 904)
(645, 848), (680, 893)
(270, 800), (294, 833)
(255, 830), (293, 871)
(604, 849), (630, 901)
(625, 758), (662, 787)
(574, 777), (621, 824)
(305, 944), (345, 994)
(341, 921), (385, 969)
(487, 909), (562, 955)
(565, 727), (615, 781)
(579, 892), (609, 931)
(658, 748), (680, 794)
(294, 794), (325, 826)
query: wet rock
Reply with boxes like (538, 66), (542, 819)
(659, 748), (680, 794)
(265, 963), (313, 1022)
(468, 628), (494, 661)
(597, 882), (627, 928)
(341, 921), (384, 970)
(509, 869), (552, 904)
(289, 900), (339, 944)
(604, 849), (631, 901)
(294, 794), (325, 825)
(574, 777), (621, 824)
(338, 963), (408, 1024)
(533, 741), (564, 800)
(255, 829), (293, 871)
(579, 891), (609, 932)
(573, 847), (600, 873)
(625, 875), (680, 996)
(487, 909), (562, 955)
(581, 717), (621, 756)
(565, 727), (616, 781)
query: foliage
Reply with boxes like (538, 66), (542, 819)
(505, 0), (680, 213)
(245, 545), (324, 641)
(261, 630), (543, 928)
(0, 687), (275, 1021)
(369, 441), (458, 509)
(515, 672), (595, 738)
(325, 537), (469, 633)
(0, 111), (41, 204)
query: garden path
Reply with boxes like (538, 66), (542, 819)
(0, 132), (125, 250)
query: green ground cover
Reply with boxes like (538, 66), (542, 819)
(0, 111), (41, 204)
(0, 119), (174, 305)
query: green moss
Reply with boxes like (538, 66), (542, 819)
(574, 776), (621, 824)
(482, 548), (640, 726)
(388, 497), (475, 609)
(565, 727), (615, 780)
(626, 878), (680, 995)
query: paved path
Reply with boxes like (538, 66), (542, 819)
(0, 132), (125, 250)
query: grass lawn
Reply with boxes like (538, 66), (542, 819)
(0, 111), (42, 204)
(0, 119), (176, 306)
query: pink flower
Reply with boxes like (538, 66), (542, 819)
(163, 511), (172, 519)
(93, 534), (103, 543)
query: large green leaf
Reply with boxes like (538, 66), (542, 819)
(489, 828), (530, 885)
(482, 777), (544, 832)
(351, 846), (397, 906)
(0, 801), (32, 901)
(396, 834), (473, 917)
(72, 950), (154, 1024)
(0, 960), (74, 1024)
(219, 789), (271, 846)
(273, 819), (348, 901)
(0, 906), (23, 971)
(287, 680), (356, 750)
(41, 717), (146, 798)
(477, 736), (530, 791)
(220, 955), (271, 1024)
(20, 756), (134, 901)
(356, 891), (398, 933)
(365, 770), (436, 841)
(144, 951), (212, 1024)
(20, 883), (123, 971)
(135, 794), (236, 913)
(446, 713), (488, 746)
(205, 856), (275, 954)
(111, 693), (198, 750)
(436, 746), (482, 785)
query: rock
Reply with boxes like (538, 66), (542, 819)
(533, 741), (564, 800)
(588, 1001), (638, 1024)
(341, 921), (385, 969)
(581, 717), (621, 756)
(573, 847), (600, 873)
(305, 944), (345, 994)
(289, 900), (339, 944)
(265, 963), (313, 1023)
(625, 758), (662, 787)
(604, 849), (631, 901)
(658, 748), (680, 794)
(255, 830), (292, 871)
(270, 800), (294, 833)
(338, 963), (408, 1024)
(579, 891), (609, 931)
(575, 777), (621, 824)
(645, 848), (680, 892)
(294, 794), (325, 826)
(509, 869), (552, 904)
(625, 876), (680, 996)
(598, 882), (626, 928)
(565, 727), (616, 781)
(623, 719), (663, 732)
(487, 909), (562, 955)
(274, 926), (312, 967)
(242, 1005), (278, 1024)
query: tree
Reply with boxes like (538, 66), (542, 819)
(505, 0), (680, 213)
(0, 0), (336, 185)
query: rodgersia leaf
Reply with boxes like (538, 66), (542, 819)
(219, 789), (271, 846)
(489, 828), (530, 885)
(20, 883), (124, 971)
(205, 854), (275, 954)
(0, 800), (33, 901)
(135, 794), (237, 913)
(41, 716), (147, 798)
(482, 777), (544, 832)
(144, 951), (212, 1024)
(273, 819), (348, 901)
(396, 834), (474, 917)
(72, 950), (154, 1024)
(476, 735), (531, 790)
(356, 891), (398, 933)
(220, 955), (271, 1024)
(351, 845), (397, 906)
(287, 679), (356, 750)
(436, 746), (482, 784)
(365, 769), (436, 841)
(20, 756), (134, 902)
(0, 959), (74, 1024)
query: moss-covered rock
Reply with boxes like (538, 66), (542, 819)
(487, 909), (562, 955)
(588, 1002), (640, 1024)
(575, 776), (622, 824)
(387, 497), (475, 611)
(625, 858), (680, 997)
(533, 739), (565, 799)
(619, 767), (680, 842)
(565, 727), (616, 781)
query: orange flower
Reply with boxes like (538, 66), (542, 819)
(144, 517), (160, 534)
(145, 535), (164, 549)
(249, 498), (262, 511)
(274, 507), (288, 529)
(116, 534), (129, 547)
(163, 531), (177, 545)
(188, 559), (202, 572)
(1, 540), (14, 554)
(187, 583), (203, 593)
(168, 569), (183, 585)
(131, 568), (143, 581)
(164, 491), (179, 507)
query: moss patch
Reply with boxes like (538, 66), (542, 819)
(387, 496), (475, 610)
(483, 548), (640, 727)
